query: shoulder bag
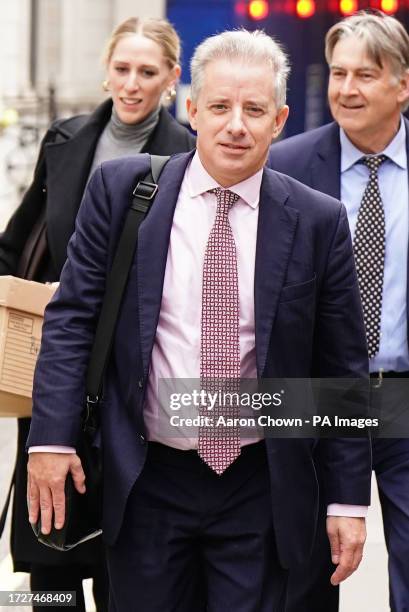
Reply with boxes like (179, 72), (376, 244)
(31, 154), (170, 550)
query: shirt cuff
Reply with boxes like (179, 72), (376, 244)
(28, 446), (76, 453)
(327, 504), (368, 518)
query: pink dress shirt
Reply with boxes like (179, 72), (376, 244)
(143, 151), (261, 449)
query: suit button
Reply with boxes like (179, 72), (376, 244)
(138, 378), (144, 388)
(139, 434), (146, 445)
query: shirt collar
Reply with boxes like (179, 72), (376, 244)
(186, 151), (263, 209)
(340, 117), (407, 172)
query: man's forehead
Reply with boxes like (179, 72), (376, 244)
(203, 57), (273, 77)
(332, 35), (386, 70)
(199, 59), (275, 98)
(330, 58), (382, 71)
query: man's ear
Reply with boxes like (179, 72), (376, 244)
(186, 97), (198, 132)
(272, 105), (289, 140)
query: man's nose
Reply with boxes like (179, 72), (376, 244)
(227, 109), (246, 136)
(340, 74), (358, 96)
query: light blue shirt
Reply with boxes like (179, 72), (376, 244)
(340, 120), (409, 373)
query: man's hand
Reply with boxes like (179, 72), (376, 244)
(327, 516), (366, 586)
(27, 452), (86, 534)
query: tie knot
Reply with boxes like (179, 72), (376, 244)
(210, 188), (239, 216)
(361, 155), (387, 173)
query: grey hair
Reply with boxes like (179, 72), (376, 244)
(190, 29), (290, 108)
(325, 11), (409, 83)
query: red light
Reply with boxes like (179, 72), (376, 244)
(248, 0), (270, 20)
(296, 0), (316, 17)
(380, 0), (398, 13)
(339, 0), (358, 14)
(235, 1), (247, 15)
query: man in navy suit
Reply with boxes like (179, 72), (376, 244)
(268, 11), (409, 612)
(27, 30), (371, 611)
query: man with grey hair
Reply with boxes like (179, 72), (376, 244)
(27, 29), (370, 610)
(269, 10), (409, 612)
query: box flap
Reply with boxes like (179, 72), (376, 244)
(0, 276), (58, 316)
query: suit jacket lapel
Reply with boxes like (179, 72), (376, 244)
(310, 123), (341, 199)
(45, 100), (112, 273)
(137, 152), (194, 375)
(255, 170), (299, 376)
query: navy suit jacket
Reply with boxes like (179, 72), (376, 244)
(28, 151), (371, 567)
(267, 118), (409, 349)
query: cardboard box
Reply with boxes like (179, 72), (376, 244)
(0, 276), (57, 417)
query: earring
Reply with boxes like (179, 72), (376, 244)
(165, 87), (177, 103)
(102, 80), (110, 92)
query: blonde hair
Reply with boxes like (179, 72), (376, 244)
(190, 29), (290, 108)
(103, 17), (181, 69)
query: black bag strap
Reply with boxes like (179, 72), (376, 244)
(0, 467), (15, 539)
(84, 155), (169, 424)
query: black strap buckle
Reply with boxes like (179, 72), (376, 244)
(132, 181), (158, 201)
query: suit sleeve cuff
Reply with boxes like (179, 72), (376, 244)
(28, 445), (76, 453)
(327, 504), (368, 517)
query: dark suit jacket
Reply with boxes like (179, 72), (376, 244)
(267, 118), (409, 347)
(28, 152), (371, 568)
(268, 122), (342, 200)
(0, 99), (195, 570)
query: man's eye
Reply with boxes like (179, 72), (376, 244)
(115, 67), (127, 74)
(211, 104), (227, 111)
(246, 107), (263, 115)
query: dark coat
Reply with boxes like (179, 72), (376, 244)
(28, 151), (372, 568)
(0, 98), (195, 571)
(0, 98), (195, 281)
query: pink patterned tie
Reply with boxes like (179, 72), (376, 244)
(198, 188), (241, 474)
